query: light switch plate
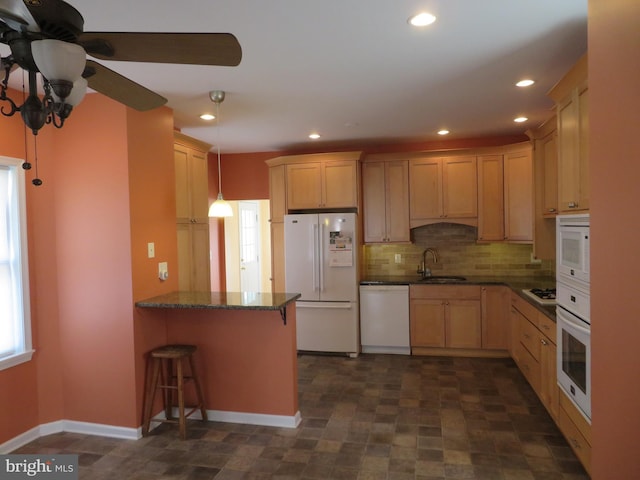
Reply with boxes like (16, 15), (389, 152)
(147, 242), (155, 258)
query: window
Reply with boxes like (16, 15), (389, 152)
(0, 156), (33, 370)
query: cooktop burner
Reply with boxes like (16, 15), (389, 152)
(522, 288), (557, 305)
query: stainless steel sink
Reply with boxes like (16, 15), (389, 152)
(418, 275), (467, 283)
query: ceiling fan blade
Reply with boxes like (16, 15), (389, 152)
(79, 32), (242, 67)
(84, 60), (167, 111)
(0, 0), (40, 32)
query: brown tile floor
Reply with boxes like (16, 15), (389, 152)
(13, 354), (589, 479)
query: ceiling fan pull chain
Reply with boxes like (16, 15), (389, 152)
(32, 135), (42, 186)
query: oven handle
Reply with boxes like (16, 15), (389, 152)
(557, 307), (590, 335)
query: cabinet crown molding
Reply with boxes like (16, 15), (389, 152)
(174, 131), (213, 153)
(548, 53), (588, 103)
(265, 151), (363, 167)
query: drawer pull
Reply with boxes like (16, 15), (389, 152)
(541, 338), (548, 346)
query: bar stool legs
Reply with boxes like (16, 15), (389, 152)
(142, 344), (207, 439)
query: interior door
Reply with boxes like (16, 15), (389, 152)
(239, 201), (261, 292)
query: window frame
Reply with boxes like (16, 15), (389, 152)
(0, 156), (34, 371)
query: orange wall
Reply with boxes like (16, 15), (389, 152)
(163, 305), (298, 416)
(0, 103), (47, 441)
(126, 106), (178, 424)
(0, 91), (179, 443)
(589, 0), (640, 476)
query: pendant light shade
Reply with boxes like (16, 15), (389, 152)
(208, 90), (233, 218)
(208, 193), (233, 217)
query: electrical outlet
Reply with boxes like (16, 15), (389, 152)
(158, 262), (168, 280)
(147, 242), (155, 258)
(394, 253), (402, 264)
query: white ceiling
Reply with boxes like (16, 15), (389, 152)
(70, 1), (587, 153)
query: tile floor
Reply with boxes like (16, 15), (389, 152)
(13, 354), (589, 479)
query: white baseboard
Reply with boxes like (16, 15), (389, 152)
(1, 409), (301, 453)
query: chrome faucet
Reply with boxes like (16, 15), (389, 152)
(418, 248), (439, 278)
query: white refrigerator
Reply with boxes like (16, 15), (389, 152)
(284, 213), (359, 356)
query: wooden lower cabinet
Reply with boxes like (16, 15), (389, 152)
(410, 285), (481, 352)
(558, 391), (592, 475)
(511, 292), (589, 474)
(481, 286), (509, 350)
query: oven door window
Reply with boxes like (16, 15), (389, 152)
(562, 329), (587, 394)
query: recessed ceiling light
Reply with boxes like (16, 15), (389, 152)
(437, 129), (450, 136)
(409, 12), (436, 27)
(514, 116), (528, 123)
(200, 113), (215, 121)
(309, 133), (321, 140)
(516, 79), (535, 88)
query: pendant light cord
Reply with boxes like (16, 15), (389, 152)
(216, 99), (222, 196)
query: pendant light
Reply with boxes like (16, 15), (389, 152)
(208, 90), (233, 217)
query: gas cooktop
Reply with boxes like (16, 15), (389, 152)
(522, 288), (557, 305)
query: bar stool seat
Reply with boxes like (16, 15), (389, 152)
(142, 344), (207, 439)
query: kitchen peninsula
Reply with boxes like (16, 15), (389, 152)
(136, 291), (301, 428)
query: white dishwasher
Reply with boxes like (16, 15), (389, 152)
(359, 284), (410, 355)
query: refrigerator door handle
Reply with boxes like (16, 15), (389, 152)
(319, 221), (325, 292)
(312, 223), (319, 292)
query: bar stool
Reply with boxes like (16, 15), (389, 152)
(142, 344), (207, 439)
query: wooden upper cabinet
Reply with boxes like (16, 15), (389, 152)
(174, 132), (212, 292)
(477, 155), (505, 241)
(362, 159), (410, 243)
(282, 153), (360, 210)
(409, 155), (477, 228)
(549, 54), (589, 213)
(322, 160), (359, 208)
(174, 140), (210, 223)
(268, 164), (287, 223)
(504, 147), (533, 242)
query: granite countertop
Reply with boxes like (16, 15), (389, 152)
(360, 274), (557, 320)
(135, 291), (301, 310)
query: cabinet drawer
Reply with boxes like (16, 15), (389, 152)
(511, 292), (540, 326)
(558, 398), (591, 474)
(559, 390), (592, 444)
(516, 341), (540, 393)
(537, 313), (556, 344)
(411, 285), (481, 300)
(519, 317), (541, 361)
(557, 283), (590, 321)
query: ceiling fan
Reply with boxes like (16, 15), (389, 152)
(0, 0), (242, 132)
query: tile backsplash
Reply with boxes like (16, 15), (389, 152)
(363, 223), (554, 278)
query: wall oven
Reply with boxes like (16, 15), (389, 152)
(556, 213), (591, 421)
(557, 302), (591, 419)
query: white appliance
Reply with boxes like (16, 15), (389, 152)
(556, 213), (591, 420)
(557, 214), (590, 288)
(360, 285), (410, 355)
(284, 213), (359, 356)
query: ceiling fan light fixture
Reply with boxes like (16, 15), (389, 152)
(31, 39), (86, 81)
(409, 12), (437, 27)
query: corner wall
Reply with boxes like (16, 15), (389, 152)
(589, 0), (640, 476)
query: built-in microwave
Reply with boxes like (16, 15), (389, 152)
(556, 214), (590, 288)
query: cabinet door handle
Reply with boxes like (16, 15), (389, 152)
(568, 201), (578, 208)
(540, 338), (548, 346)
